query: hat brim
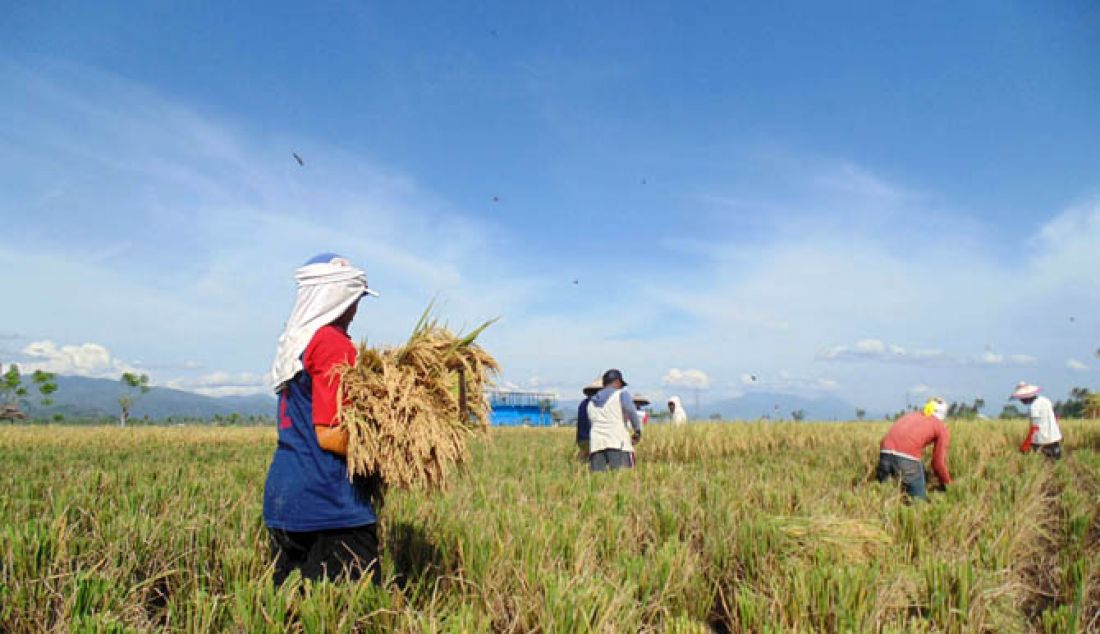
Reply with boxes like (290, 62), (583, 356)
(1011, 388), (1040, 399)
(362, 288), (380, 298)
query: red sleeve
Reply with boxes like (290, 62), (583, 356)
(303, 325), (357, 427)
(931, 421), (952, 484)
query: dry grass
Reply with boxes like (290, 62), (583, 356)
(337, 307), (499, 493)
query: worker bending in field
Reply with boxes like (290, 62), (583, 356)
(576, 379), (601, 456)
(875, 397), (952, 500)
(586, 369), (643, 472)
(1011, 382), (1063, 460)
(263, 253), (382, 586)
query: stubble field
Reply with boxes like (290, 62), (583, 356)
(2, 420), (1098, 633)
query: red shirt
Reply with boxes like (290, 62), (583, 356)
(303, 324), (356, 427)
(880, 412), (952, 484)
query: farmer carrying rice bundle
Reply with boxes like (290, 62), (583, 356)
(1011, 381), (1063, 459)
(586, 369), (643, 472)
(263, 253), (382, 585)
(875, 397), (952, 500)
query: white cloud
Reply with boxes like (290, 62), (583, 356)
(9, 339), (267, 397)
(163, 371), (269, 397)
(16, 340), (140, 377)
(1067, 359), (1089, 372)
(661, 368), (711, 389)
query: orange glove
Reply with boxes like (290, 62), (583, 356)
(315, 425), (349, 456)
(1019, 426), (1038, 454)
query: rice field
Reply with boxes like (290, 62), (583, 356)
(2, 420), (1098, 633)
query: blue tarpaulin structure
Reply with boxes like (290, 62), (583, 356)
(487, 390), (557, 427)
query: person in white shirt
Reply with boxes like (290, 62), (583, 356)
(586, 369), (642, 472)
(632, 394), (651, 426)
(1011, 381), (1063, 460)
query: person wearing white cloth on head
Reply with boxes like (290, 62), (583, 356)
(1011, 381), (1063, 460)
(263, 253), (383, 586)
(668, 396), (688, 425)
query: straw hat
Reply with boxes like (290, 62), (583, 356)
(582, 378), (603, 397)
(632, 393), (651, 407)
(1010, 381), (1041, 400)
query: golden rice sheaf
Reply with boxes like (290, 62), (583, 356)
(336, 313), (499, 494)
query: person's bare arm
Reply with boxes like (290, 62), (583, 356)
(315, 425), (349, 456)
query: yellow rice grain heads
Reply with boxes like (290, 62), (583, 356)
(336, 305), (500, 502)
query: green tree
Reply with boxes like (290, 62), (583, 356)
(0, 365), (58, 414)
(31, 370), (58, 407)
(998, 404), (1024, 420)
(791, 409), (806, 422)
(1085, 393), (1100, 419)
(855, 408), (866, 421)
(1, 364), (29, 406)
(118, 372), (150, 427)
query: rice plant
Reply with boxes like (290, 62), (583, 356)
(1, 420), (1097, 632)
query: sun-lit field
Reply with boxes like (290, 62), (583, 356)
(2, 421), (1098, 633)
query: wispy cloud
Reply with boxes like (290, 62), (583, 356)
(163, 371), (269, 397)
(1067, 359), (1089, 372)
(818, 339), (945, 364)
(818, 339), (1036, 367)
(662, 368), (711, 390)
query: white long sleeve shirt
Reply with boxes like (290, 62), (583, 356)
(1029, 396), (1062, 445)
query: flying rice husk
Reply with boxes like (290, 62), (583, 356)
(336, 306), (499, 503)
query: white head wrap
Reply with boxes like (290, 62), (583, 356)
(270, 256), (377, 392)
(668, 395), (688, 425)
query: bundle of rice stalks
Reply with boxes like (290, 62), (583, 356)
(773, 516), (892, 562)
(337, 306), (499, 498)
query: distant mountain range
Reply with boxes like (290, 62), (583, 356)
(19, 375), (276, 421)
(18, 376), (872, 423)
(559, 391), (871, 422)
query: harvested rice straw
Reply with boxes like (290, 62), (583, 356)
(774, 516), (891, 562)
(336, 306), (499, 497)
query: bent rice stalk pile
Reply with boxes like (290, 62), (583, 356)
(337, 307), (499, 493)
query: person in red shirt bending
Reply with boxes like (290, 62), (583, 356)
(875, 397), (952, 500)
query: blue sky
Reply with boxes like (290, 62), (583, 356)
(2, 2), (1098, 413)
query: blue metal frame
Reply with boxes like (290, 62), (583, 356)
(487, 390), (557, 427)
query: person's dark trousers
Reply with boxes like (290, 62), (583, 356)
(1035, 442), (1063, 460)
(589, 449), (635, 472)
(875, 452), (927, 500)
(270, 523), (381, 586)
